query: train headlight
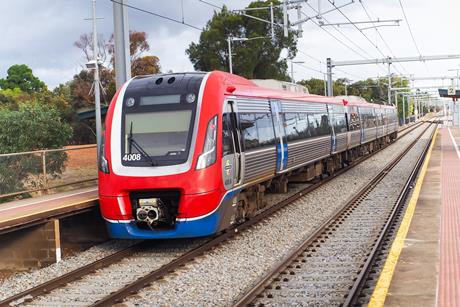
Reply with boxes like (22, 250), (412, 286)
(125, 97), (135, 107)
(196, 115), (217, 170)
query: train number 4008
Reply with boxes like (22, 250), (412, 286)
(122, 153), (142, 161)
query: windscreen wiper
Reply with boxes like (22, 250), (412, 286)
(128, 122), (157, 166)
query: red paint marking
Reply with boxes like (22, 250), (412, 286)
(439, 128), (460, 307)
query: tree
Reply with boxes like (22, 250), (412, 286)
(186, 2), (298, 80)
(0, 103), (73, 198)
(108, 31), (161, 76)
(131, 55), (161, 76)
(0, 64), (46, 93)
(298, 78), (326, 95)
(74, 33), (110, 65)
(297, 78), (349, 96)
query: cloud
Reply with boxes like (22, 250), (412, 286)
(0, 0), (459, 91)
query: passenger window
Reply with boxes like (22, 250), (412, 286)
(255, 113), (276, 146)
(239, 113), (276, 151)
(222, 113), (234, 157)
(284, 113), (298, 141)
(296, 113), (310, 138)
(307, 114), (320, 137)
(240, 113), (259, 150)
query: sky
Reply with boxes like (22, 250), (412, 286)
(1, 0), (459, 93)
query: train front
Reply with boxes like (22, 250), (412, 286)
(98, 72), (230, 239)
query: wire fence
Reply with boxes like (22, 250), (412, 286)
(0, 145), (97, 201)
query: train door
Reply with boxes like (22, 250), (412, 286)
(222, 100), (243, 190)
(345, 106), (351, 148)
(328, 104), (337, 153)
(270, 100), (288, 172)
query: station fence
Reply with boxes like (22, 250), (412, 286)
(0, 145), (97, 201)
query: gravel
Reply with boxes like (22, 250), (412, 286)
(0, 240), (136, 301)
(16, 239), (208, 306)
(121, 123), (434, 306)
(0, 123), (431, 306)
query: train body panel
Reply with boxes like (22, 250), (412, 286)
(98, 71), (398, 239)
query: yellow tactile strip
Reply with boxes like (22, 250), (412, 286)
(368, 128), (439, 307)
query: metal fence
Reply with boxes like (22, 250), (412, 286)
(0, 145), (97, 200)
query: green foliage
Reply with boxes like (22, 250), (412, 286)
(0, 104), (73, 198)
(298, 78), (349, 96)
(0, 64), (46, 93)
(186, 1), (297, 80)
(0, 103), (72, 153)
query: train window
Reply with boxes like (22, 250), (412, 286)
(333, 113), (348, 133)
(222, 114), (234, 157)
(240, 113), (259, 150)
(284, 113), (299, 141)
(255, 113), (276, 146)
(307, 113), (330, 137)
(348, 107), (361, 131)
(239, 113), (276, 150)
(296, 113), (310, 138)
(307, 114), (319, 137)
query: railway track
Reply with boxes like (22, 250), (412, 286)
(0, 120), (433, 307)
(233, 122), (437, 306)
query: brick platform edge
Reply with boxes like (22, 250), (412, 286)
(438, 127), (460, 307)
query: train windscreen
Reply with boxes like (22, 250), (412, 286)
(120, 73), (205, 167)
(122, 110), (193, 166)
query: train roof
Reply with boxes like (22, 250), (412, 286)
(212, 71), (395, 110)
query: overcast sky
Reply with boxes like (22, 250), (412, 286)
(1, 0), (459, 91)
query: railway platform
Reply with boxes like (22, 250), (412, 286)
(0, 187), (106, 273)
(369, 125), (460, 307)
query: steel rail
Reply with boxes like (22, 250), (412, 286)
(90, 123), (431, 307)
(343, 123), (438, 306)
(233, 122), (434, 306)
(0, 121), (428, 307)
(0, 242), (145, 307)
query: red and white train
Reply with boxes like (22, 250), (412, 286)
(98, 71), (398, 239)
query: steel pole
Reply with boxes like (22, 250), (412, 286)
(387, 62), (391, 105)
(290, 60), (294, 82)
(327, 58), (333, 96)
(92, 0), (102, 157)
(270, 2), (275, 40)
(113, 0), (131, 89)
(395, 93), (399, 125)
(402, 95), (406, 125)
(228, 38), (233, 74)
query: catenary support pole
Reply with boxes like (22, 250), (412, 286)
(270, 2), (275, 40)
(402, 95), (406, 125)
(327, 58), (333, 96)
(92, 0), (102, 157)
(228, 38), (233, 74)
(113, 0), (131, 90)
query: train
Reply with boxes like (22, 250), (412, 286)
(98, 71), (398, 239)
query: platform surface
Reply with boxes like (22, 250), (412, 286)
(0, 186), (98, 234)
(372, 126), (460, 307)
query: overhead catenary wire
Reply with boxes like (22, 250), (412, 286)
(197, 0), (223, 10)
(303, 3), (376, 62)
(397, 0), (430, 74)
(359, 0), (408, 76)
(109, 0), (202, 30)
(327, 0), (388, 59)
